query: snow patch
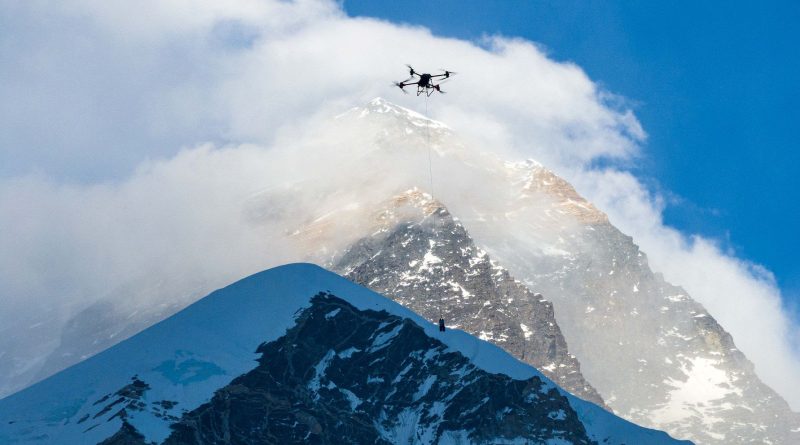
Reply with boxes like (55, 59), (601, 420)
(413, 375), (437, 401)
(650, 357), (740, 428)
(339, 387), (361, 410)
(308, 349), (336, 396)
(419, 251), (442, 273)
(369, 323), (403, 353)
(324, 308), (341, 319)
(338, 347), (360, 359)
(520, 323), (532, 340)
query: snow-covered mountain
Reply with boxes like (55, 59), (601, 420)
(0, 264), (688, 445)
(296, 99), (800, 444)
(3, 98), (799, 444)
(479, 160), (800, 444)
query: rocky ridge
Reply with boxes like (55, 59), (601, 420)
(164, 293), (596, 444)
(332, 188), (605, 407)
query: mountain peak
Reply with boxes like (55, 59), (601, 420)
(505, 159), (609, 225)
(384, 187), (443, 216)
(341, 97), (449, 130)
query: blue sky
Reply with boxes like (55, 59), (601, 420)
(344, 0), (800, 303)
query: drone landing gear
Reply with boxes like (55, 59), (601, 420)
(417, 87), (438, 97)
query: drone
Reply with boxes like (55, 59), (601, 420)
(394, 65), (456, 96)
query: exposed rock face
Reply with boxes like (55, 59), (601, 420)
(517, 160), (608, 225)
(164, 293), (595, 445)
(97, 421), (148, 445)
(332, 189), (605, 407)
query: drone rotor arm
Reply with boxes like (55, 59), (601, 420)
(393, 81), (411, 93)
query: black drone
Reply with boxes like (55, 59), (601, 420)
(394, 65), (455, 96)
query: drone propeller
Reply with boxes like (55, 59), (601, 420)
(438, 69), (457, 78)
(405, 64), (417, 77)
(393, 82), (409, 93)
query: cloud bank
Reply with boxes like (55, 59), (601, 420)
(1, 0), (798, 409)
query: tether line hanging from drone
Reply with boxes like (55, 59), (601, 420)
(394, 65), (456, 333)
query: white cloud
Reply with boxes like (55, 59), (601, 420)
(1, 0), (798, 411)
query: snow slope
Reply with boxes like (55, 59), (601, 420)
(0, 263), (687, 444)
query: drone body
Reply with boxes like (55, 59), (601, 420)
(394, 65), (455, 96)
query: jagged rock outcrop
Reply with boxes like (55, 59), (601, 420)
(332, 189), (605, 407)
(165, 293), (595, 444)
